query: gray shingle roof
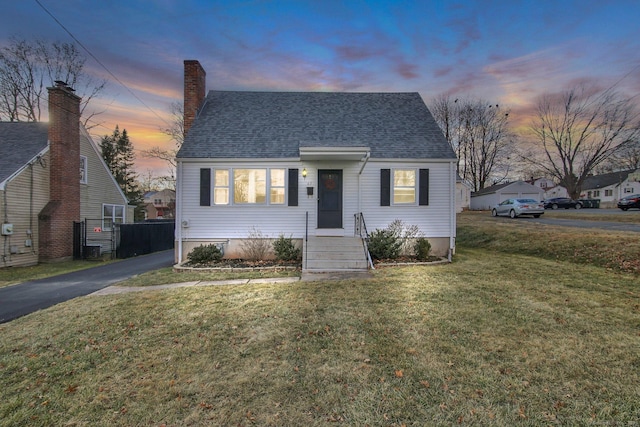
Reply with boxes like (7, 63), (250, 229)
(177, 91), (456, 160)
(582, 169), (636, 190)
(0, 122), (49, 184)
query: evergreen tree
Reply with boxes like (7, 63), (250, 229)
(100, 126), (145, 220)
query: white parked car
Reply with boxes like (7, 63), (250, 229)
(492, 199), (545, 219)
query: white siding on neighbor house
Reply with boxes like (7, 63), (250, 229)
(580, 176), (639, 208)
(470, 182), (544, 210)
(178, 159), (455, 240)
(0, 152), (50, 267)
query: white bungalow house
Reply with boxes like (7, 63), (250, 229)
(579, 169), (639, 208)
(470, 181), (544, 210)
(175, 60), (458, 270)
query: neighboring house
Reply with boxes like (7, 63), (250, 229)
(579, 169), (639, 208)
(525, 177), (556, 191)
(0, 82), (133, 268)
(143, 189), (176, 219)
(175, 60), (458, 266)
(456, 174), (472, 213)
(542, 185), (569, 200)
(524, 177), (567, 200)
(470, 181), (544, 210)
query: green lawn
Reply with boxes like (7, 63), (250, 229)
(1, 243), (638, 425)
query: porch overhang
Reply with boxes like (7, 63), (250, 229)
(299, 146), (370, 161)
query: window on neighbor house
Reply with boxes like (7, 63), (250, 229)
(624, 187), (634, 193)
(605, 189), (613, 197)
(102, 204), (124, 230)
(393, 169), (416, 204)
(80, 155), (87, 184)
(593, 190), (600, 197)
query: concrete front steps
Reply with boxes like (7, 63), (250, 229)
(303, 236), (370, 272)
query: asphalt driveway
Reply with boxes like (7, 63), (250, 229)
(0, 250), (174, 324)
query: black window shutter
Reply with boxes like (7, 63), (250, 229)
(200, 168), (211, 206)
(288, 169), (298, 206)
(380, 169), (391, 206)
(419, 168), (429, 206)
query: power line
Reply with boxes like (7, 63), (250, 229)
(34, 0), (171, 128)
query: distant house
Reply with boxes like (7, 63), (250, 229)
(175, 60), (458, 268)
(580, 169), (639, 208)
(143, 189), (176, 219)
(470, 181), (544, 210)
(0, 82), (134, 267)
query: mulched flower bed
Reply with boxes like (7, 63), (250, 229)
(182, 259), (301, 269)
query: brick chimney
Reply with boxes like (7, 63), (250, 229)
(183, 60), (206, 136)
(39, 81), (81, 261)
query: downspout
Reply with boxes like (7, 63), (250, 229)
(2, 180), (8, 265)
(449, 161), (456, 262)
(357, 152), (371, 216)
(176, 160), (183, 264)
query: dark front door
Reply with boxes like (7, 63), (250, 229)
(318, 169), (343, 228)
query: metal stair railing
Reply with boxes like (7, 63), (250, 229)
(354, 212), (374, 269)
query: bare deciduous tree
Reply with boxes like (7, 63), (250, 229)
(605, 140), (640, 171)
(527, 84), (640, 199)
(141, 101), (184, 188)
(0, 37), (106, 127)
(431, 94), (513, 191)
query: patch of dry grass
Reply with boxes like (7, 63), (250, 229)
(121, 266), (300, 287)
(1, 250), (638, 426)
(457, 211), (640, 274)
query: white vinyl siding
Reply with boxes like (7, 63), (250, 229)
(178, 160), (455, 239)
(360, 161), (453, 237)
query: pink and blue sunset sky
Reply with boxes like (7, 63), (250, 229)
(2, 0), (640, 177)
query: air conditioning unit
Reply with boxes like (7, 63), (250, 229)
(181, 219), (190, 228)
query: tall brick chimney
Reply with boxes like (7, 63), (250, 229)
(39, 81), (81, 261)
(183, 60), (206, 136)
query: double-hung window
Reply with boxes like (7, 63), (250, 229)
(214, 170), (230, 205)
(393, 169), (416, 204)
(102, 204), (124, 230)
